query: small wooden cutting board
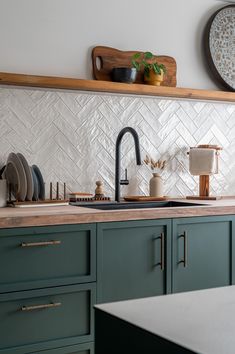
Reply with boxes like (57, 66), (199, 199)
(124, 196), (167, 202)
(92, 46), (177, 87)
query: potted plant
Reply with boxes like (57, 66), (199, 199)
(132, 52), (167, 86)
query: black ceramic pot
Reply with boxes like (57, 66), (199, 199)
(112, 67), (137, 83)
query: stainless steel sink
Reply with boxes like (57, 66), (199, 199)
(71, 201), (204, 210)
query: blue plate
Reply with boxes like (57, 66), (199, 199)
(31, 167), (39, 201)
(32, 165), (45, 200)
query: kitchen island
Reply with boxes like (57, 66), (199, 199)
(95, 285), (235, 354)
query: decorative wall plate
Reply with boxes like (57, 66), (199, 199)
(205, 5), (235, 91)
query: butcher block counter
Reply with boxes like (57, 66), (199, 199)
(1, 198), (235, 228)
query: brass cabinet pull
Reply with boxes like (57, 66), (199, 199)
(21, 302), (62, 312)
(21, 240), (61, 248)
(154, 232), (165, 271)
(178, 231), (188, 268)
(160, 232), (165, 271)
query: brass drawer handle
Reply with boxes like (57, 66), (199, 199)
(154, 232), (165, 271)
(21, 240), (61, 247)
(159, 232), (165, 271)
(21, 302), (62, 311)
(178, 231), (188, 268)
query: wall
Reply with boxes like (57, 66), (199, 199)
(0, 0), (226, 89)
(1, 87), (235, 199)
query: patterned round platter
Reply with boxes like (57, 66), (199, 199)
(205, 5), (235, 91)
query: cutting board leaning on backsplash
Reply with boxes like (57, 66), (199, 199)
(92, 46), (177, 87)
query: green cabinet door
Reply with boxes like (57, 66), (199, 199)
(97, 219), (171, 303)
(172, 216), (234, 293)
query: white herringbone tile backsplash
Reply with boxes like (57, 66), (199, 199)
(1, 86), (235, 198)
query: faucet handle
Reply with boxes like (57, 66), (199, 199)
(120, 168), (129, 186)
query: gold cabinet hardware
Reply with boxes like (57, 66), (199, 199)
(21, 302), (62, 311)
(154, 232), (165, 271)
(159, 232), (165, 271)
(178, 231), (188, 268)
(21, 240), (61, 247)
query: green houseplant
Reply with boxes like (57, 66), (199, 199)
(132, 52), (166, 86)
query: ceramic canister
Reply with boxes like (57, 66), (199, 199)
(149, 173), (163, 197)
(0, 180), (7, 207)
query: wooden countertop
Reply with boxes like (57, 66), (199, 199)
(1, 198), (235, 228)
(95, 286), (235, 354)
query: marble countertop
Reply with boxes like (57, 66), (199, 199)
(1, 198), (235, 228)
(95, 285), (235, 354)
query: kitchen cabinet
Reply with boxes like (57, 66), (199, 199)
(0, 224), (96, 293)
(97, 215), (235, 303)
(172, 216), (233, 293)
(97, 220), (172, 303)
(0, 214), (234, 352)
(0, 224), (96, 354)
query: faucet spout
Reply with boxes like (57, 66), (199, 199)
(115, 127), (141, 202)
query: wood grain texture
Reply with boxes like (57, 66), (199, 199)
(123, 196), (167, 202)
(1, 72), (235, 102)
(200, 175), (210, 197)
(186, 196), (221, 200)
(1, 200), (235, 228)
(92, 46), (177, 86)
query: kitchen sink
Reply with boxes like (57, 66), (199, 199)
(71, 201), (204, 210)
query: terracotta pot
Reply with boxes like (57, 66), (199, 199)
(144, 68), (164, 86)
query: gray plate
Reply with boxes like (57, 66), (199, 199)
(17, 153), (33, 201)
(6, 153), (27, 202)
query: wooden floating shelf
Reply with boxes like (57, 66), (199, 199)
(1, 71), (235, 103)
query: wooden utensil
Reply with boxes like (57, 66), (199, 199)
(92, 46), (177, 87)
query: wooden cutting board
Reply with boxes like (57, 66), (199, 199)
(124, 196), (167, 202)
(92, 46), (177, 87)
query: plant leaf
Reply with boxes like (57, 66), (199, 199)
(144, 52), (153, 59)
(153, 63), (161, 75)
(132, 60), (140, 71)
(159, 64), (167, 73)
(132, 53), (141, 60)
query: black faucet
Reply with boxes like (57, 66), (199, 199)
(115, 127), (142, 202)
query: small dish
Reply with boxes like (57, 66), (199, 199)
(32, 165), (45, 200)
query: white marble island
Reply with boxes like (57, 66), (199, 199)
(95, 286), (235, 354)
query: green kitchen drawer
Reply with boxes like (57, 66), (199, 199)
(0, 224), (96, 292)
(31, 342), (94, 354)
(0, 283), (95, 354)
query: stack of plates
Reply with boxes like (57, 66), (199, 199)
(4, 152), (45, 202)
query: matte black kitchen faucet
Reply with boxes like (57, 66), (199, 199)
(115, 127), (142, 202)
